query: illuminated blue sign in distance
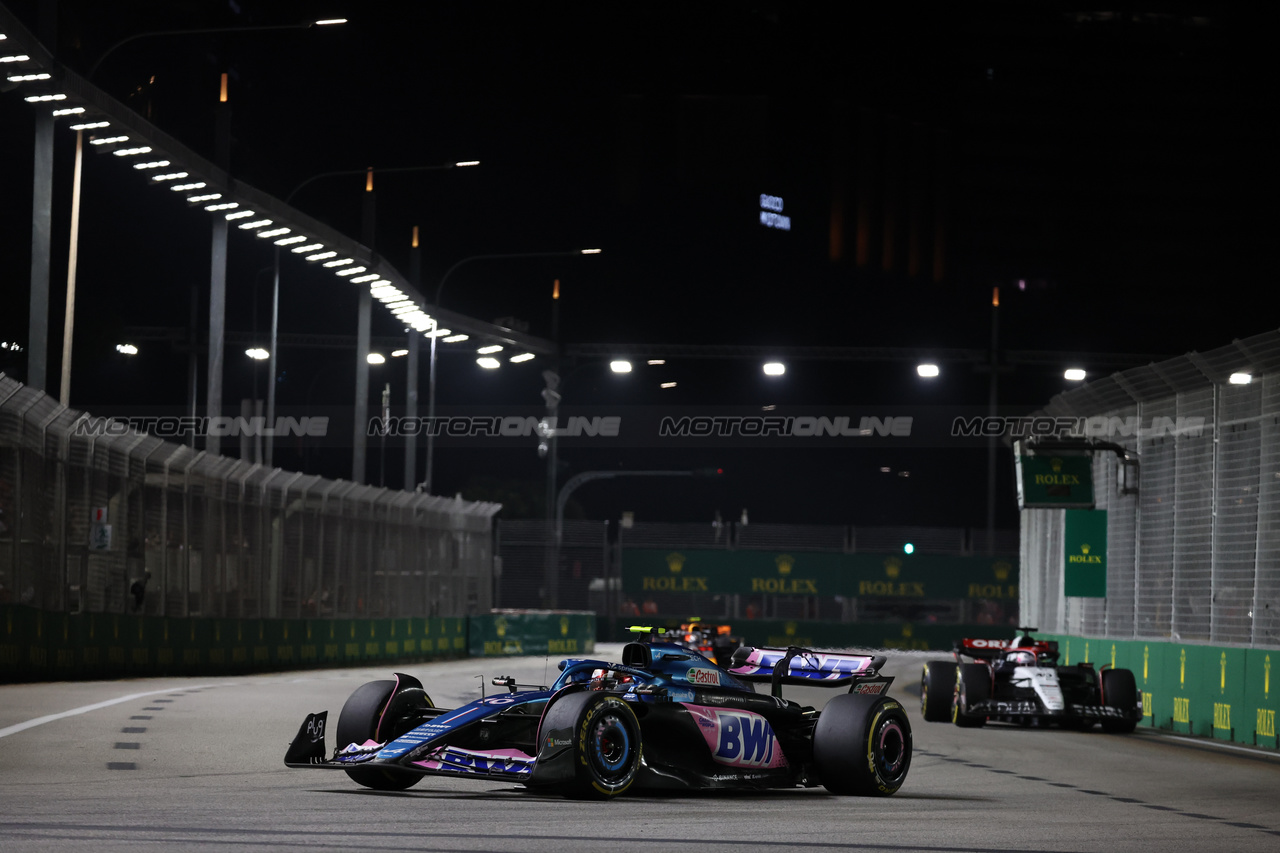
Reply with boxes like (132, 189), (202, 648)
(759, 194), (790, 231)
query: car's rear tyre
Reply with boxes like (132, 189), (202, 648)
(814, 693), (912, 796)
(1100, 668), (1139, 733)
(336, 677), (433, 790)
(952, 663), (989, 728)
(921, 660), (957, 722)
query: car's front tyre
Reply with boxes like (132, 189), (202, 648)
(335, 677), (432, 790)
(1100, 668), (1139, 733)
(952, 663), (989, 728)
(578, 695), (643, 797)
(921, 660), (957, 722)
(537, 691), (643, 799)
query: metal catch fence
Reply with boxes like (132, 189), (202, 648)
(0, 375), (501, 619)
(1019, 329), (1280, 648)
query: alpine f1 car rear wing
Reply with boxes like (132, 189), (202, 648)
(728, 646), (893, 698)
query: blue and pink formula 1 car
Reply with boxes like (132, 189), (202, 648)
(284, 633), (912, 799)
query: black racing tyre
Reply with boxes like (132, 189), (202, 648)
(813, 693), (912, 796)
(572, 693), (643, 798)
(921, 661), (957, 723)
(336, 678), (433, 790)
(1100, 668), (1139, 733)
(537, 690), (643, 799)
(952, 663), (989, 728)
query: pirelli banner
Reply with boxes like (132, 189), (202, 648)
(621, 549), (1018, 599)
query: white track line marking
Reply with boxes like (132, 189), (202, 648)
(1142, 729), (1280, 760)
(0, 685), (223, 739)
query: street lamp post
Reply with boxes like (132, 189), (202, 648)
(266, 161), (476, 472)
(986, 287), (999, 555)
(552, 470), (693, 614)
(533, 357), (638, 610)
(86, 20), (347, 80)
(405, 228), (423, 491)
(423, 249), (600, 494)
(43, 19), (347, 415)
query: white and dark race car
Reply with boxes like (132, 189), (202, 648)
(285, 635), (912, 799)
(920, 627), (1141, 732)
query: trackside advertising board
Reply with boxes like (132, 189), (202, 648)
(1045, 634), (1277, 749)
(1, 607), (595, 678)
(1063, 509), (1107, 598)
(621, 550), (1018, 600)
(1017, 453), (1095, 509)
(468, 612), (596, 657)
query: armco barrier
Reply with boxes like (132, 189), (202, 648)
(607, 618), (1015, 652)
(0, 604), (471, 681)
(468, 611), (596, 658)
(1044, 633), (1278, 749)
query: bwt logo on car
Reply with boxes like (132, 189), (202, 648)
(713, 712), (782, 768)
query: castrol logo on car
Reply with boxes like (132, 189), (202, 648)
(685, 668), (722, 687)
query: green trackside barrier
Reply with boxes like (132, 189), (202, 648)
(1045, 633), (1279, 749)
(606, 618), (1015, 653)
(1246, 649), (1278, 749)
(469, 611), (596, 658)
(0, 604), (471, 682)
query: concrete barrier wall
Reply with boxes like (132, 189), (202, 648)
(1042, 633), (1278, 749)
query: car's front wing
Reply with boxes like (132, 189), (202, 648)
(283, 711), (544, 784)
(964, 700), (1139, 720)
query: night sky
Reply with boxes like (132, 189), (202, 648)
(1, 2), (1273, 528)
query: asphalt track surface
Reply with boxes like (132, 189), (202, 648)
(2, 645), (1278, 852)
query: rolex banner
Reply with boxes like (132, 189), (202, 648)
(621, 549), (1019, 600)
(1064, 509), (1107, 598)
(1017, 453), (1095, 508)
